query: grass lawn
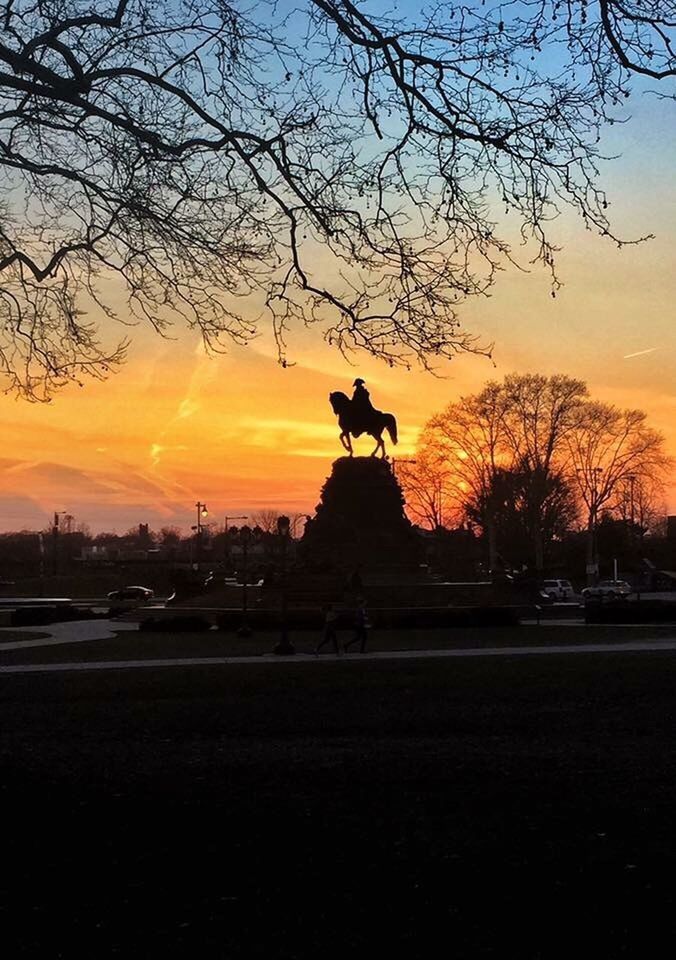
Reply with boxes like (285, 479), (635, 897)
(2, 649), (676, 956)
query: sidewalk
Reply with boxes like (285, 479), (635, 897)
(3, 634), (676, 675)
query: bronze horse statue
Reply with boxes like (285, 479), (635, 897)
(329, 391), (398, 458)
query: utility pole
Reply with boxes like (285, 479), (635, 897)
(52, 511), (67, 576)
(193, 501), (208, 566)
(225, 515), (248, 535)
(627, 474), (639, 598)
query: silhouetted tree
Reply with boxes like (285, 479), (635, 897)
(420, 374), (586, 572)
(566, 403), (671, 578)
(465, 466), (578, 571)
(418, 374), (672, 575)
(612, 476), (668, 540)
(0, 1), (674, 397)
(499, 375), (588, 570)
(397, 454), (451, 531)
(159, 526), (182, 547)
(249, 510), (283, 536)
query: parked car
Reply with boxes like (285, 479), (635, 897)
(581, 580), (632, 601)
(540, 579), (575, 601)
(107, 586), (154, 602)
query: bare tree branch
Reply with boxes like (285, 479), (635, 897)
(0, 1), (672, 397)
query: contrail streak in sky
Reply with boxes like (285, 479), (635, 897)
(623, 347), (658, 360)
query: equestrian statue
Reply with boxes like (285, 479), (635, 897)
(329, 378), (398, 458)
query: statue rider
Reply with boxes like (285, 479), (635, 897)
(351, 378), (376, 434)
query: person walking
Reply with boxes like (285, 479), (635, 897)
(314, 603), (340, 656)
(344, 597), (370, 654)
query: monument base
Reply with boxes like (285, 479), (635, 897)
(300, 457), (420, 574)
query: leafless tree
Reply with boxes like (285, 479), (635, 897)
(610, 473), (668, 539)
(159, 525), (181, 546)
(499, 374), (588, 569)
(420, 374), (590, 571)
(397, 452), (453, 530)
(248, 509), (282, 535)
(0, 1), (674, 398)
(566, 403), (671, 578)
(422, 382), (510, 570)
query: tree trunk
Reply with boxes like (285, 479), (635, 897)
(487, 516), (499, 575)
(533, 527), (544, 573)
(585, 515), (597, 586)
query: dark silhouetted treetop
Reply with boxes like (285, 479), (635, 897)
(0, 1), (673, 398)
(410, 372), (671, 571)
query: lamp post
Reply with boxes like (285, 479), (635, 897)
(237, 524), (253, 637)
(592, 467), (603, 583)
(273, 515), (294, 655)
(627, 474), (640, 598)
(52, 510), (67, 576)
(192, 502), (208, 566)
(582, 468), (603, 586)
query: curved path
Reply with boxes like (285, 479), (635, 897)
(0, 618), (137, 651)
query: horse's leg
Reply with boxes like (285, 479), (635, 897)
(341, 431), (353, 455)
(369, 431), (381, 457)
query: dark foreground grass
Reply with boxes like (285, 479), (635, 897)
(2, 652), (676, 957)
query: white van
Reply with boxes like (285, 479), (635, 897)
(540, 579), (574, 601)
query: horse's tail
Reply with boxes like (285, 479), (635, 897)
(385, 414), (398, 446)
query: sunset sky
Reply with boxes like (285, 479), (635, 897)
(1, 90), (675, 534)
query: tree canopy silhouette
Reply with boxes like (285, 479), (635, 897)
(0, 1), (674, 398)
(405, 373), (671, 572)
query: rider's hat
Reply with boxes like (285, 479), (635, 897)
(353, 378), (365, 386)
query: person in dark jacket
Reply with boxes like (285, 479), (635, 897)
(314, 603), (340, 656)
(344, 597), (370, 654)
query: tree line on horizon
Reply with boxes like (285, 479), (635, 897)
(0, 509), (308, 543)
(399, 373), (672, 575)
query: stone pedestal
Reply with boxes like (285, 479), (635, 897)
(300, 457), (419, 573)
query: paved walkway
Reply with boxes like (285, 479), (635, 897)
(3, 637), (676, 674)
(0, 619), (137, 650)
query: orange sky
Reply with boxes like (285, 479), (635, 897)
(1, 103), (675, 533)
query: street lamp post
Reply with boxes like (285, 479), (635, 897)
(52, 510), (67, 576)
(193, 501), (208, 565)
(582, 468), (603, 586)
(627, 474), (640, 598)
(592, 467), (603, 583)
(273, 515), (294, 655)
(237, 525), (253, 637)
